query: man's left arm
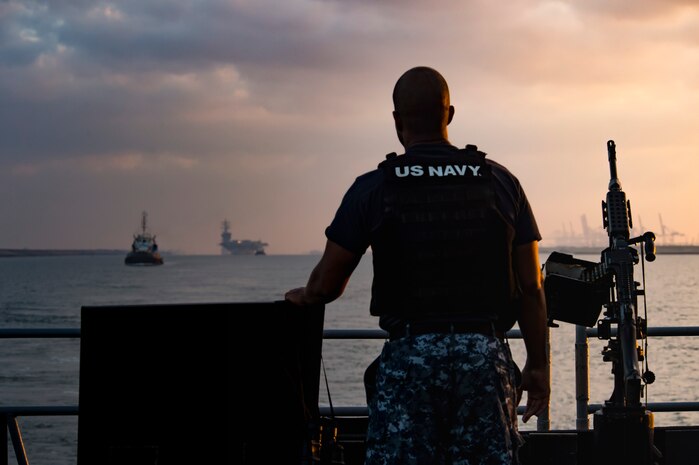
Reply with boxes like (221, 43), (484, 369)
(285, 239), (362, 306)
(514, 240), (551, 423)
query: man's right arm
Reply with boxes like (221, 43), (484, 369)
(514, 240), (551, 423)
(285, 239), (362, 307)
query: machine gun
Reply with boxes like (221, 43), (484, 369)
(543, 140), (658, 464)
(598, 140), (657, 407)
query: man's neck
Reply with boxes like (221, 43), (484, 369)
(403, 136), (451, 149)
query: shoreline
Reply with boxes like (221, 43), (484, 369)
(540, 245), (699, 255)
(0, 249), (126, 258)
(3, 245), (698, 258)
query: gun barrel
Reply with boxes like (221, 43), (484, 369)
(607, 140), (621, 191)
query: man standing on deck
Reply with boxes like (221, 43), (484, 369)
(285, 66), (550, 464)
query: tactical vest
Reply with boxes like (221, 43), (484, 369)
(370, 145), (516, 326)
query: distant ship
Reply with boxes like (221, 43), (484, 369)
(219, 220), (268, 255)
(125, 211), (164, 266)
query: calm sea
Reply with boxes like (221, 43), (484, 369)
(1, 252), (698, 464)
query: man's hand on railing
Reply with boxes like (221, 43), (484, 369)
(520, 362), (550, 423)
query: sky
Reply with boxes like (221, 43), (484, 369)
(1, 0), (698, 255)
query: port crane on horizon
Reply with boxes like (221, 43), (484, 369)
(656, 213), (685, 245)
(549, 213), (693, 247)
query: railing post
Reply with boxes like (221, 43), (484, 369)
(536, 325), (551, 432)
(8, 416), (29, 465)
(575, 325), (590, 430)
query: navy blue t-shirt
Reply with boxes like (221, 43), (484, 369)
(326, 143), (541, 254)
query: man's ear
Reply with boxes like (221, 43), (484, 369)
(393, 111), (404, 146)
(447, 105), (455, 125)
(392, 110), (402, 131)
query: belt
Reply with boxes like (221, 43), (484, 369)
(388, 321), (504, 341)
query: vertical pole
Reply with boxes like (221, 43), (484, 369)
(575, 325), (590, 430)
(536, 326), (551, 432)
(0, 413), (8, 465)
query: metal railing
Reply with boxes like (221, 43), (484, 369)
(0, 407), (78, 465)
(575, 325), (699, 430)
(0, 328), (80, 465)
(2, 326), (699, 464)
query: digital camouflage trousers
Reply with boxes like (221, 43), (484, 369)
(365, 333), (522, 465)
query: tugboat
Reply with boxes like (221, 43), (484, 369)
(124, 211), (164, 266)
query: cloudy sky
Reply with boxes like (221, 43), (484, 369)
(1, 0), (698, 254)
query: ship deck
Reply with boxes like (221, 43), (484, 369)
(327, 415), (699, 465)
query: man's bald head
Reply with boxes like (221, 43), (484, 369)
(392, 67), (452, 136)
